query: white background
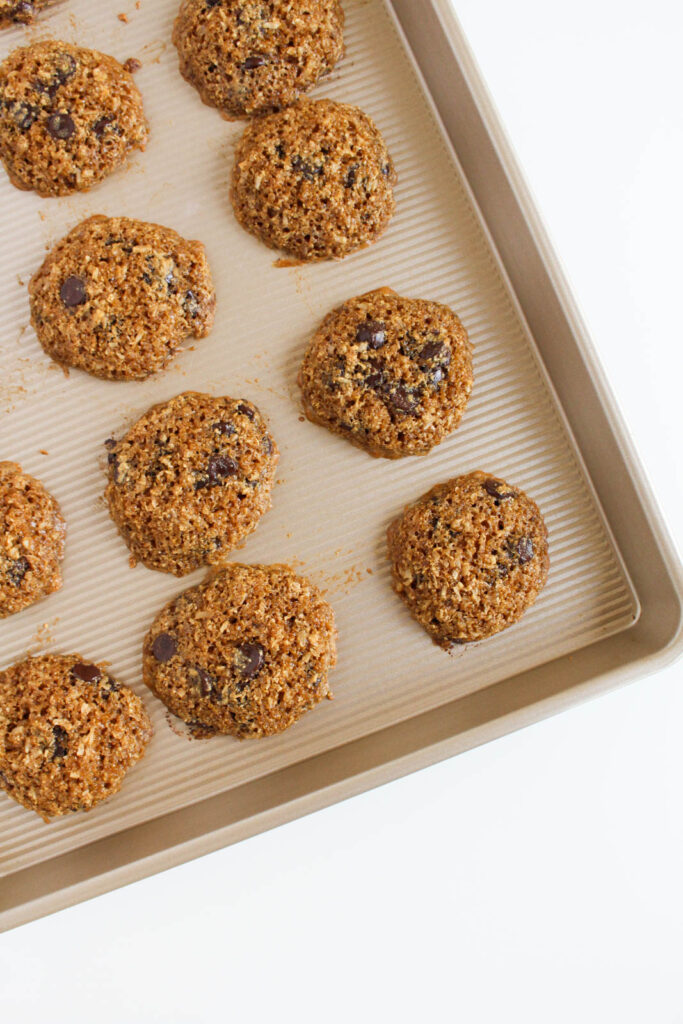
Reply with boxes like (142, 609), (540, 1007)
(2, 1), (682, 1020)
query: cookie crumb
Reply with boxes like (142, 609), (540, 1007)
(118, 12), (129, 22)
(123, 57), (142, 73)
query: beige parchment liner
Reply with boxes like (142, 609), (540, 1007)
(0, 0), (637, 875)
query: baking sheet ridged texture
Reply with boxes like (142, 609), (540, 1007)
(0, 0), (637, 874)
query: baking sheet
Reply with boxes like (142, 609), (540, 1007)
(0, 0), (638, 877)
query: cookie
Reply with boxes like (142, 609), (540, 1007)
(387, 472), (549, 646)
(0, 461), (66, 619)
(173, 0), (344, 120)
(0, 0), (54, 28)
(299, 288), (473, 458)
(29, 216), (216, 381)
(0, 40), (148, 197)
(231, 98), (397, 261)
(0, 653), (152, 820)
(105, 392), (279, 576)
(143, 563), (336, 738)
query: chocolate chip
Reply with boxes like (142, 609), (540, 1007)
(237, 403), (255, 419)
(356, 320), (387, 349)
(47, 112), (75, 140)
(274, 142), (285, 159)
(6, 556), (29, 587)
(484, 479), (516, 501)
(208, 455), (238, 482)
(234, 641), (265, 683)
(123, 57), (142, 74)
(12, 102), (38, 130)
(242, 55), (268, 70)
(262, 435), (273, 455)
(10, 1), (34, 21)
(52, 725), (68, 760)
(104, 437), (117, 450)
(214, 420), (236, 436)
(59, 275), (86, 308)
(365, 370), (385, 392)
(71, 662), (102, 684)
(431, 366), (445, 386)
(517, 536), (534, 564)
(165, 270), (177, 295)
(291, 154), (323, 182)
(344, 164), (358, 188)
(381, 163), (392, 177)
(390, 385), (416, 413)
(183, 290), (200, 318)
(93, 115), (114, 138)
(419, 341), (451, 366)
(152, 633), (176, 662)
(55, 53), (77, 85)
(192, 666), (214, 697)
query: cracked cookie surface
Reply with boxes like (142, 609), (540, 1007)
(299, 288), (473, 458)
(29, 215), (216, 381)
(0, 653), (151, 820)
(0, 461), (65, 619)
(143, 563), (336, 738)
(0, 40), (148, 196)
(387, 472), (549, 646)
(173, 0), (344, 119)
(231, 98), (397, 260)
(105, 392), (279, 576)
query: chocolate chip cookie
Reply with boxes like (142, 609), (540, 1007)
(29, 216), (216, 381)
(0, 0), (55, 28)
(231, 98), (397, 261)
(143, 563), (336, 738)
(173, 0), (345, 120)
(0, 461), (66, 619)
(0, 40), (148, 197)
(387, 472), (549, 646)
(0, 653), (152, 820)
(299, 288), (473, 458)
(105, 392), (279, 576)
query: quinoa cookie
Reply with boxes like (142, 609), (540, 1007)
(0, 0), (55, 28)
(143, 563), (336, 738)
(173, 0), (345, 120)
(231, 98), (397, 261)
(29, 216), (216, 381)
(0, 461), (65, 619)
(105, 392), (279, 576)
(0, 653), (152, 820)
(387, 471), (549, 647)
(299, 287), (473, 458)
(0, 40), (148, 197)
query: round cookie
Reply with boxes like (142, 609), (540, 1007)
(29, 216), (216, 381)
(173, 0), (345, 120)
(0, 40), (148, 197)
(231, 98), (397, 261)
(105, 392), (279, 576)
(0, 0), (55, 28)
(143, 563), (336, 738)
(0, 461), (65, 619)
(0, 653), (152, 820)
(299, 288), (473, 458)
(387, 472), (549, 646)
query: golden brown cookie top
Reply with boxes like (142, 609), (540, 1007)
(0, 653), (152, 820)
(0, 40), (148, 196)
(105, 392), (279, 576)
(387, 472), (549, 646)
(231, 98), (397, 261)
(0, 461), (66, 619)
(173, 0), (345, 119)
(299, 288), (473, 458)
(29, 215), (216, 381)
(143, 563), (337, 738)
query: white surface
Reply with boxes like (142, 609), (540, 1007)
(2, 0), (683, 1019)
